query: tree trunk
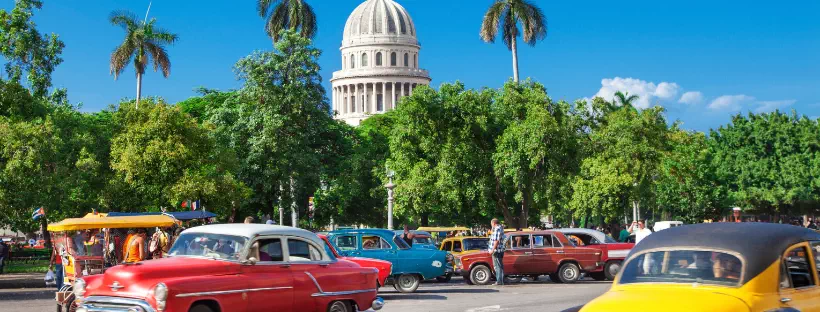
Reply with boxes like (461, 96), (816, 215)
(420, 213), (429, 227)
(136, 72), (143, 109)
(511, 36), (519, 83)
(519, 184), (531, 229)
(227, 201), (237, 223)
(41, 217), (51, 249)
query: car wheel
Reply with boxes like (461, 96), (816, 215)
(435, 273), (452, 283)
(465, 276), (475, 285)
(394, 274), (420, 293)
(470, 265), (492, 285)
(327, 300), (352, 312)
(189, 304), (214, 312)
(604, 261), (621, 281)
(548, 273), (562, 283)
(589, 271), (607, 281)
(558, 263), (581, 283)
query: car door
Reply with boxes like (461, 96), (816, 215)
(777, 242), (820, 311)
(242, 237), (294, 312)
(285, 237), (373, 307)
(503, 234), (533, 275)
(530, 234), (560, 274)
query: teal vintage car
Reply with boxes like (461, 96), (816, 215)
(328, 229), (453, 293)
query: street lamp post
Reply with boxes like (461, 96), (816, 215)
(385, 170), (396, 230)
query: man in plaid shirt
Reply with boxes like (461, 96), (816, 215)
(489, 218), (505, 285)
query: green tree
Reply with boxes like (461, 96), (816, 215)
(569, 100), (670, 224)
(709, 111), (819, 218)
(109, 10), (178, 108)
(257, 0), (317, 42)
(0, 0), (64, 97)
(480, 0), (547, 83)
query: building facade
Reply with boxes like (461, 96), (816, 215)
(331, 0), (431, 126)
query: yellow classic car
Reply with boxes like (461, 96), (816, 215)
(569, 223), (820, 312)
(440, 236), (490, 256)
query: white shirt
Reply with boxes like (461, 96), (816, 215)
(635, 228), (652, 244)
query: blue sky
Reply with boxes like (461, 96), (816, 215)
(5, 0), (819, 131)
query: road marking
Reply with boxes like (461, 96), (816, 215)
(466, 305), (503, 312)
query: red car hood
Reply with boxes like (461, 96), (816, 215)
(86, 257), (239, 299)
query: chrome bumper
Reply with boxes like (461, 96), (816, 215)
(371, 297), (385, 310)
(76, 296), (156, 312)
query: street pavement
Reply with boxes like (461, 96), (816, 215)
(0, 276), (610, 312)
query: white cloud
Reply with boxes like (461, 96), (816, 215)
(592, 77), (681, 109)
(678, 91), (704, 105)
(755, 100), (796, 113)
(708, 95), (755, 111)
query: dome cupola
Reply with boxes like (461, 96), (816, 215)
(342, 0), (418, 47)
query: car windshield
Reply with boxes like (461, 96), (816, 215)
(168, 233), (247, 261)
(462, 238), (489, 251)
(414, 236), (433, 245)
(393, 235), (410, 250)
(620, 250), (743, 287)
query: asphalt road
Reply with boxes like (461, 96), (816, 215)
(0, 277), (610, 312)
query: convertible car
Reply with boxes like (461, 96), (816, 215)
(75, 224), (384, 312)
(568, 223), (820, 312)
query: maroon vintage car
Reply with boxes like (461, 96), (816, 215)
(556, 228), (634, 280)
(74, 224), (384, 312)
(455, 230), (603, 285)
(318, 234), (393, 287)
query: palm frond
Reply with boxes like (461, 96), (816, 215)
(149, 27), (179, 45)
(298, 0), (317, 39)
(501, 9), (519, 50)
(109, 10), (140, 31)
(267, 2), (290, 40)
(145, 42), (171, 78)
(480, 1), (507, 43)
(515, 0), (547, 46)
(110, 37), (137, 79)
(257, 0), (278, 17)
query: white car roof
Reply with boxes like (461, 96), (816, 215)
(554, 228), (607, 242)
(182, 224), (323, 245)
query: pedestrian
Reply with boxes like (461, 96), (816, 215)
(618, 224), (630, 242)
(807, 219), (818, 230)
(49, 243), (63, 289)
(265, 219), (275, 225)
(629, 220), (653, 245)
(0, 240), (7, 274)
(401, 225), (415, 247)
(488, 218), (505, 286)
(124, 229), (147, 263)
(244, 216), (254, 224)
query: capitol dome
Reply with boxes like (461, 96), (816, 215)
(331, 0), (431, 126)
(342, 0), (418, 47)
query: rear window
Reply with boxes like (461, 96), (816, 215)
(620, 250), (743, 287)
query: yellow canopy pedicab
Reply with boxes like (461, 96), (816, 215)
(47, 214), (178, 312)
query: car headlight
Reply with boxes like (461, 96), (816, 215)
(455, 257), (462, 268)
(153, 283), (168, 311)
(73, 278), (86, 303)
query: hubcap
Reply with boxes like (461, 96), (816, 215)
(399, 275), (415, 288)
(608, 263), (621, 276)
(329, 302), (347, 312)
(563, 267), (577, 280)
(475, 269), (488, 282)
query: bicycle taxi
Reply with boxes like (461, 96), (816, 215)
(47, 214), (178, 312)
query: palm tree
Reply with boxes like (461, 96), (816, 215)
(109, 10), (178, 109)
(257, 0), (317, 42)
(614, 91), (640, 107)
(480, 0), (547, 83)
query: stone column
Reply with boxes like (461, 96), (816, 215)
(370, 83), (376, 113)
(355, 84), (360, 113)
(392, 82), (397, 110)
(381, 82), (386, 111)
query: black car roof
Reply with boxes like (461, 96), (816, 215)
(630, 222), (820, 283)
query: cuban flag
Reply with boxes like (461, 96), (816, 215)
(32, 207), (45, 220)
(191, 199), (201, 211)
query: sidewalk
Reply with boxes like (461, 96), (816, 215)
(0, 273), (46, 289)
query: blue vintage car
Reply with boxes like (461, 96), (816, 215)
(328, 229), (453, 293)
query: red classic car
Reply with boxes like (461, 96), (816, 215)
(455, 230), (603, 285)
(74, 224), (384, 312)
(556, 228), (634, 280)
(318, 234), (392, 287)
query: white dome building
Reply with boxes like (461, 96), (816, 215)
(331, 0), (431, 126)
